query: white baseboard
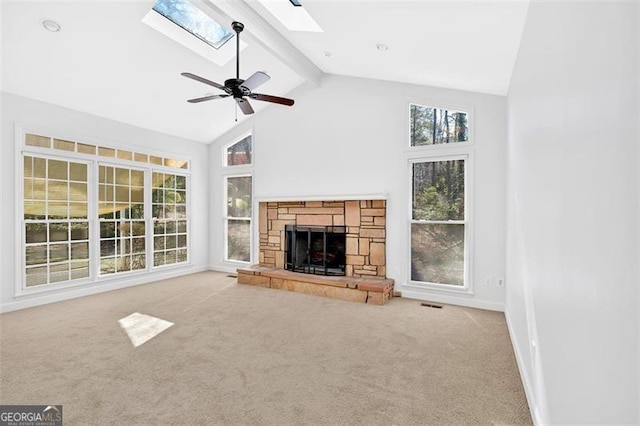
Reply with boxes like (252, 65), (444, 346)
(208, 265), (241, 275)
(505, 310), (542, 425)
(400, 289), (504, 312)
(0, 265), (209, 313)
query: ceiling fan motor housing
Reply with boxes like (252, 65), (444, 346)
(232, 21), (244, 33)
(225, 78), (251, 98)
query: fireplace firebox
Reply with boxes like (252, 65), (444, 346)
(285, 225), (346, 276)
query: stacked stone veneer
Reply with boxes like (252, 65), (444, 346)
(259, 200), (387, 278)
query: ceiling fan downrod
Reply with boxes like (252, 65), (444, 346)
(232, 21), (244, 81)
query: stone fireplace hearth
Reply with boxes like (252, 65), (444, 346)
(237, 199), (394, 305)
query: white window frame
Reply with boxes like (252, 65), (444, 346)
(407, 100), (473, 151)
(405, 99), (475, 294)
(221, 131), (254, 265)
(97, 162), (149, 277)
(407, 154), (473, 293)
(222, 131), (253, 168)
(20, 153), (93, 291)
(14, 125), (193, 297)
(150, 169), (191, 269)
(223, 173), (253, 264)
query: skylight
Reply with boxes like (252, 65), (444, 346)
(257, 0), (323, 33)
(152, 0), (233, 50)
(142, 0), (245, 66)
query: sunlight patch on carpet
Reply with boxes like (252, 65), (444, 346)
(118, 312), (174, 347)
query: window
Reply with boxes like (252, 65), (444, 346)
(153, 172), (188, 267)
(411, 158), (467, 286)
(225, 134), (252, 166)
(23, 156), (90, 286)
(19, 132), (191, 291)
(410, 104), (469, 146)
(99, 165), (146, 275)
(225, 175), (252, 262)
(152, 0), (233, 49)
(222, 132), (253, 263)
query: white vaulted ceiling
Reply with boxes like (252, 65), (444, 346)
(1, 1), (529, 143)
(247, 0), (530, 95)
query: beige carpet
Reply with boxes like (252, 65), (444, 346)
(0, 271), (531, 425)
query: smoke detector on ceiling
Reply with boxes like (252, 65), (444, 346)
(42, 20), (61, 32)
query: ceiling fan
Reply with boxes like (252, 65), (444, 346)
(181, 21), (294, 116)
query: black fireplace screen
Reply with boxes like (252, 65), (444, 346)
(285, 225), (346, 276)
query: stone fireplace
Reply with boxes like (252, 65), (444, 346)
(237, 199), (394, 305)
(258, 200), (387, 277)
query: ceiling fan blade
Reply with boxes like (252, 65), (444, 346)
(187, 94), (229, 103)
(241, 71), (270, 91)
(250, 93), (295, 106)
(235, 97), (255, 115)
(181, 72), (227, 91)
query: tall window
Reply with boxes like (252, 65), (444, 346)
(411, 158), (467, 286)
(20, 132), (191, 292)
(153, 172), (188, 267)
(225, 176), (252, 262)
(23, 156), (90, 286)
(408, 102), (471, 289)
(223, 133), (253, 263)
(99, 165), (146, 275)
(410, 104), (469, 146)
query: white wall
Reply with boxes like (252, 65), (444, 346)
(209, 75), (508, 311)
(506, 2), (639, 423)
(0, 92), (209, 312)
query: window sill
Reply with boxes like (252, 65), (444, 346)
(404, 280), (473, 295)
(15, 262), (193, 298)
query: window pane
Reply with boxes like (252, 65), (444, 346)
(411, 223), (464, 286)
(26, 245), (48, 266)
(54, 139), (75, 152)
(48, 159), (67, 180)
(71, 223), (89, 241)
(50, 263), (70, 283)
(26, 223), (47, 244)
(26, 266), (48, 287)
(152, 0), (234, 50)
(69, 163), (87, 182)
(412, 160), (465, 221)
(26, 134), (51, 148)
(71, 242), (89, 260)
(227, 219), (250, 262)
(49, 243), (69, 263)
(71, 261), (90, 279)
(227, 176), (252, 218)
(410, 104), (469, 146)
(226, 135), (252, 166)
(49, 223), (69, 242)
(77, 143), (96, 155)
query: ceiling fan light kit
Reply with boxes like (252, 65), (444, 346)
(181, 21), (295, 117)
